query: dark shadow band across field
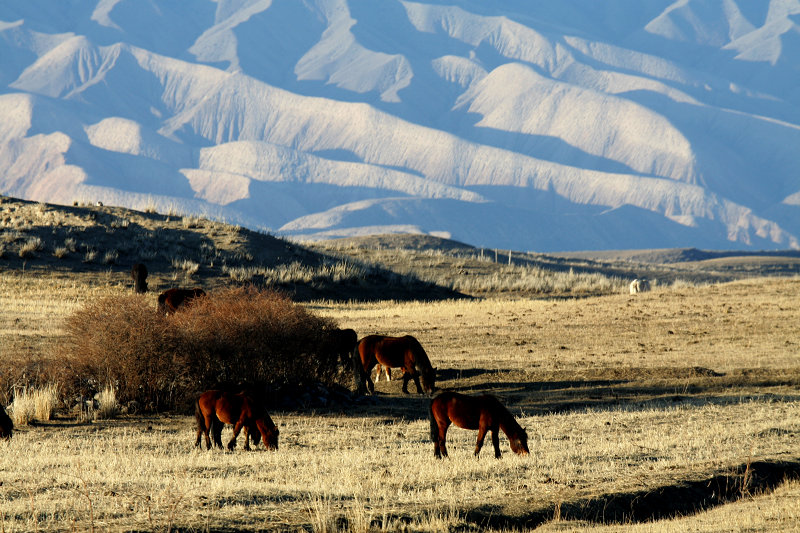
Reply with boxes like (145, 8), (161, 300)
(459, 459), (800, 530)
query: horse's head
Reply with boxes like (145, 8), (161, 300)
(510, 428), (530, 456)
(257, 418), (279, 450)
(418, 365), (437, 395)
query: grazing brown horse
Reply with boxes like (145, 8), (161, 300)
(0, 405), (12, 440)
(131, 263), (148, 293)
(356, 335), (436, 395)
(429, 391), (529, 459)
(195, 390), (279, 451)
(158, 287), (206, 315)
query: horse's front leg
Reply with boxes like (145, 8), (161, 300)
(491, 429), (501, 459)
(474, 425), (488, 457)
(407, 373), (424, 394)
(228, 421), (244, 451)
(204, 415), (217, 450)
(243, 426), (251, 451)
(402, 372), (421, 394)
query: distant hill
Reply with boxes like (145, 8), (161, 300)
(0, 195), (459, 301)
(1, 1), (799, 252)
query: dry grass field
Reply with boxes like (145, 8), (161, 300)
(0, 267), (799, 531)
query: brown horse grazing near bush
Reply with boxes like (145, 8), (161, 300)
(158, 287), (206, 315)
(357, 335), (436, 395)
(429, 391), (529, 459)
(131, 263), (148, 293)
(325, 328), (358, 367)
(195, 390), (279, 451)
(0, 405), (12, 440)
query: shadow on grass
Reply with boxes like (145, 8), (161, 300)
(461, 459), (800, 530)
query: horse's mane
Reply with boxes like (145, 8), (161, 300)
(484, 395), (526, 436)
(407, 336), (432, 369)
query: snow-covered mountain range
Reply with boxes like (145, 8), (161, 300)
(2, 0), (799, 251)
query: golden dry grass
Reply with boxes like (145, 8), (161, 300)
(0, 271), (799, 531)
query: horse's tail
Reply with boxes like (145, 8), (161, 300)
(194, 397), (205, 433)
(428, 399), (439, 444)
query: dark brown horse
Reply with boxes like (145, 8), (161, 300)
(158, 287), (206, 315)
(131, 263), (148, 293)
(325, 328), (358, 367)
(195, 390), (279, 451)
(429, 391), (529, 459)
(0, 405), (12, 440)
(356, 335), (436, 395)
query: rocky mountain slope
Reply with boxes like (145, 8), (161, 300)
(1, 0), (798, 251)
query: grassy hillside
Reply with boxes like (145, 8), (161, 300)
(0, 196), (456, 301)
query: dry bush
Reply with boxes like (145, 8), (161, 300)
(60, 294), (181, 411)
(60, 287), (340, 412)
(168, 286), (339, 394)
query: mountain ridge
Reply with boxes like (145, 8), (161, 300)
(1, 0), (798, 251)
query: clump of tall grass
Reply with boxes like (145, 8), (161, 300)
(103, 250), (119, 264)
(18, 236), (42, 258)
(172, 258), (200, 277)
(9, 384), (59, 426)
(223, 258), (407, 288)
(83, 248), (98, 263)
(94, 384), (120, 420)
(424, 263), (625, 295)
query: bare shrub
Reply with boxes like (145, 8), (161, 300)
(53, 246), (69, 258)
(60, 288), (340, 412)
(169, 286), (339, 394)
(60, 295), (181, 411)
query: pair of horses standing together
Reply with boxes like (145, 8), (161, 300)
(355, 334), (437, 396)
(355, 334), (528, 458)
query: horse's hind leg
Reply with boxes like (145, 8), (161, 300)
(437, 424), (449, 458)
(210, 418), (223, 449)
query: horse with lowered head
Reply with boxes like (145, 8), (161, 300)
(324, 328), (358, 368)
(429, 391), (529, 459)
(356, 334), (436, 395)
(195, 390), (279, 451)
(158, 287), (206, 315)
